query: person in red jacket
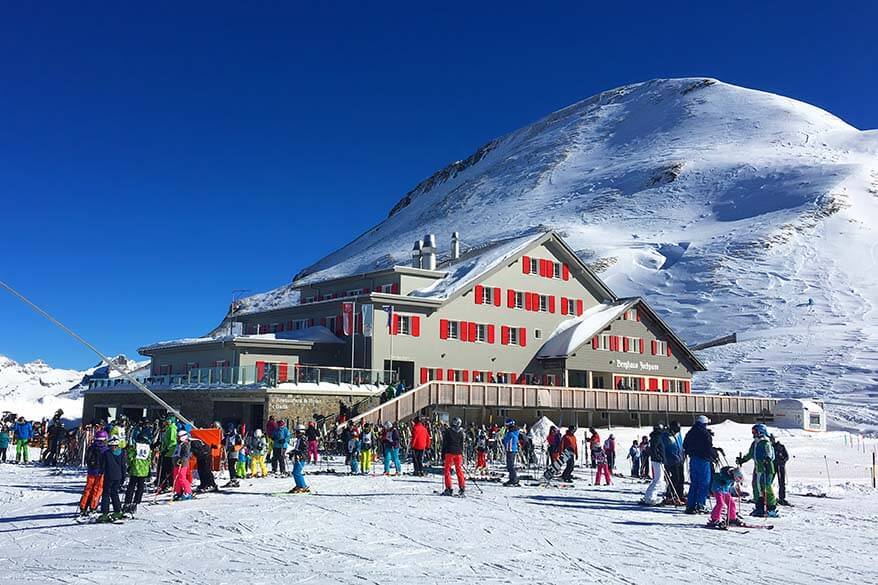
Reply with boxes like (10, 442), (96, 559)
(560, 427), (579, 482)
(587, 428), (601, 468)
(410, 416), (431, 477)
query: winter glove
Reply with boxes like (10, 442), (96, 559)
(735, 456), (743, 466)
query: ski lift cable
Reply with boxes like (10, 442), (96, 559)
(0, 279), (194, 427)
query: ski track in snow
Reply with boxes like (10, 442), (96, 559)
(1, 423), (876, 585)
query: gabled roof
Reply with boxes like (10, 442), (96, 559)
(535, 297), (707, 371)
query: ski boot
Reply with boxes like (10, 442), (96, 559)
(440, 488), (454, 496)
(76, 507), (90, 521)
(766, 508), (779, 518)
(110, 511), (125, 522)
(705, 519), (726, 530)
(777, 498), (792, 507)
(727, 517), (745, 527)
(458, 488), (465, 497)
(178, 493), (193, 501)
(95, 513), (113, 524)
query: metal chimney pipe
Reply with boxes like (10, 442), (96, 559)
(451, 231), (460, 260)
(422, 234), (437, 271)
(411, 240), (423, 269)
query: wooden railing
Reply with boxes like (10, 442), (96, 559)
(350, 382), (778, 425)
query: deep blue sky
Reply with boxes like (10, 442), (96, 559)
(1, 1), (875, 369)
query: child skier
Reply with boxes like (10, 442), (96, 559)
(97, 435), (127, 523)
(173, 430), (194, 501)
(737, 423), (778, 517)
(380, 421), (402, 476)
(360, 422), (374, 474)
(305, 421), (320, 464)
(289, 424), (310, 493)
(123, 426), (152, 515)
(627, 440), (641, 478)
(475, 429), (489, 476)
(235, 439), (249, 479)
(348, 428), (361, 474)
(248, 429), (268, 478)
(0, 424), (8, 463)
(707, 466), (745, 528)
(593, 446), (612, 485)
(78, 430), (108, 518)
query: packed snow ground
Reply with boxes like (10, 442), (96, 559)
(1, 422), (876, 585)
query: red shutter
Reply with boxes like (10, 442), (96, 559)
(684, 381), (691, 394)
(363, 287), (370, 294)
(635, 310), (641, 322)
(487, 324), (495, 344)
(649, 378), (659, 391)
(308, 318), (315, 327)
(447, 369), (455, 381)
(420, 368), (428, 384)
(519, 327), (527, 347)
(474, 284), (484, 305)
(256, 361), (266, 381)
(440, 319), (449, 340)
(435, 368), (443, 381)
(537, 259), (545, 277)
(544, 259), (551, 277)
(614, 375), (621, 389)
(524, 293), (532, 311)
(651, 340), (657, 355)
(662, 379), (669, 392)
(614, 336), (621, 351)
(623, 337), (629, 352)
(639, 338), (644, 354)
(493, 288), (501, 306)
(576, 300), (584, 316)
(411, 316), (420, 337)
(532, 293), (540, 312)
(562, 264), (570, 281)
(561, 297), (568, 315)
(641, 377), (648, 391)
(319, 317), (327, 326)
(391, 283), (400, 294)
(462, 370), (469, 382)
(501, 325), (509, 345)
(392, 314), (400, 335)
(666, 344), (672, 358)
(507, 289), (515, 308)
(548, 296), (556, 313)
(469, 322), (477, 342)
(592, 336), (599, 350)
(522, 256), (530, 274)
(278, 363), (289, 383)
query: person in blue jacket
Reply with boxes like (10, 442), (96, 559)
(272, 420), (290, 475)
(683, 415), (714, 514)
(502, 419), (520, 486)
(0, 423), (10, 463)
(13, 417), (33, 464)
(97, 435), (127, 523)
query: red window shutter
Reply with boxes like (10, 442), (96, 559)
(666, 344), (672, 358)
(256, 361), (266, 381)
(462, 370), (469, 382)
(576, 300), (584, 316)
(319, 317), (327, 326)
(614, 336), (621, 351)
(447, 368), (455, 381)
(411, 316), (420, 337)
(623, 337), (629, 352)
(363, 287), (370, 294)
(592, 336), (599, 350)
(537, 259), (544, 277)
(641, 377), (648, 391)
(392, 314), (400, 335)
(507, 289), (515, 308)
(519, 327), (527, 347)
(562, 264), (570, 281)
(501, 325), (509, 345)
(391, 283), (400, 294)
(548, 296), (556, 313)
(474, 284), (484, 305)
(469, 322), (477, 342)
(635, 310), (641, 322)
(649, 378), (658, 391)
(532, 293), (540, 312)
(487, 324), (495, 344)
(493, 287), (501, 306)
(662, 379), (669, 392)
(684, 381), (691, 393)
(614, 375), (621, 389)
(543, 259), (551, 277)
(278, 363), (289, 383)
(651, 340), (657, 355)
(420, 368), (428, 384)
(561, 297), (568, 315)
(524, 293), (532, 311)
(435, 368), (443, 381)
(440, 319), (449, 339)
(639, 338), (644, 354)
(522, 256), (531, 274)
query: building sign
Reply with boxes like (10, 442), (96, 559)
(362, 304), (374, 337)
(616, 359), (659, 372)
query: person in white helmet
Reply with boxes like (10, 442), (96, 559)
(248, 428), (268, 478)
(289, 424), (310, 493)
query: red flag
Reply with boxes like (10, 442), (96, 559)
(342, 302), (354, 336)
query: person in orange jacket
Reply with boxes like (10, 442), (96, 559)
(560, 427), (579, 482)
(410, 416), (431, 477)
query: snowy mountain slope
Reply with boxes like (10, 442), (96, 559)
(0, 354), (148, 420)
(240, 78), (878, 428)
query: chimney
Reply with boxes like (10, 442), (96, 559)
(451, 231), (460, 260)
(421, 234), (437, 271)
(411, 240), (423, 269)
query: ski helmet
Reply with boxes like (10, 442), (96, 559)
(653, 423), (666, 432)
(94, 430), (109, 442)
(177, 431), (189, 441)
(451, 417), (462, 429)
(694, 415), (710, 425)
(295, 424), (306, 432)
(752, 423), (769, 437)
(383, 421), (393, 429)
(504, 418), (515, 427)
(254, 429), (263, 438)
(107, 436), (120, 446)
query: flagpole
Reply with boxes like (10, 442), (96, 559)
(351, 299), (356, 384)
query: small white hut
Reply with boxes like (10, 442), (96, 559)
(774, 398), (826, 431)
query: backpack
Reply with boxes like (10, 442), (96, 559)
(85, 444), (101, 468)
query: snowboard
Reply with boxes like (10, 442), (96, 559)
(543, 448), (575, 482)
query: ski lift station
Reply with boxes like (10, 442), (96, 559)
(83, 230), (794, 429)
(772, 398), (827, 431)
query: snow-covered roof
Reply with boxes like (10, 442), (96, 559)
(139, 326), (343, 353)
(776, 398), (824, 412)
(535, 301), (634, 358)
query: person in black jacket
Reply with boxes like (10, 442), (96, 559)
(97, 436), (127, 523)
(440, 418), (466, 496)
(683, 415), (714, 514)
(191, 437), (219, 493)
(771, 435), (790, 505)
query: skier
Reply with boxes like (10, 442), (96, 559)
(305, 421), (320, 464)
(157, 415), (178, 491)
(265, 415), (277, 466)
(440, 417), (465, 496)
(640, 424), (667, 506)
(348, 428), (361, 474)
(191, 435), (219, 493)
(289, 424), (310, 493)
(546, 426), (561, 466)
(603, 434), (616, 472)
(662, 422), (685, 505)
(248, 429), (268, 478)
(0, 423), (9, 463)
(380, 421), (402, 476)
(44, 419), (66, 466)
(271, 420), (289, 476)
(593, 445), (612, 485)
(559, 427), (578, 482)
(502, 419), (520, 486)
(96, 435), (127, 523)
(223, 423), (243, 487)
(627, 440), (641, 478)
(172, 430), (194, 501)
(474, 429), (488, 476)
(587, 428), (601, 468)
(123, 425), (152, 515)
(13, 416), (33, 464)
(736, 423), (778, 517)
(78, 430), (108, 518)
(638, 435), (650, 478)
(360, 422), (375, 474)
(771, 435), (791, 506)
(410, 416), (430, 477)
(706, 466), (746, 529)
(683, 415), (713, 514)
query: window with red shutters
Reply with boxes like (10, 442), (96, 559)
(548, 296), (556, 313)
(420, 368), (428, 384)
(487, 324), (495, 344)
(501, 325), (510, 345)
(649, 378), (659, 391)
(519, 327), (527, 347)
(576, 300), (584, 316)
(439, 319), (449, 340)
(411, 316), (420, 337)
(684, 381), (691, 393)
(474, 284), (484, 304)
(493, 288), (501, 306)
(507, 289), (515, 308)
(662, 379), (669, 392)
(522, 256), (530, 274)
(524, 293), (532, 311)
(561, 296), (568, 315)
(562, 264), (570, 281)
